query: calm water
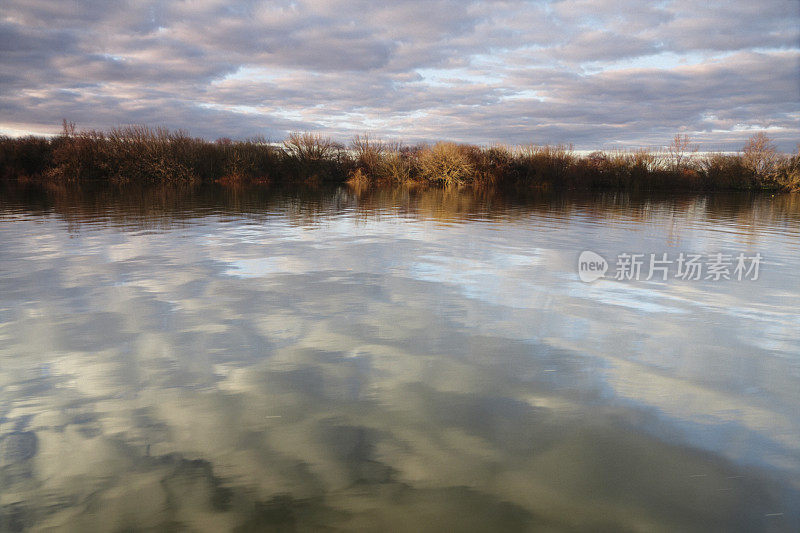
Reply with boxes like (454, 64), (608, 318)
(0, 184), (799, 532)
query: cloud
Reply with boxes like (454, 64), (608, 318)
(0, 0), (798, 149)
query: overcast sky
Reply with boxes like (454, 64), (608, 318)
(1, 0), (798, 150)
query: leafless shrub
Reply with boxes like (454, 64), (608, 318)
(469, 144), (514, 185)
(380, 142), (413, 182)
(417, 142), (474, 185)
(515, 144), (575, 183)
(3, 121), (793, 191)
(283, 132), (335, 161)
(350, 134), (385, 178)
(698, 152), (751, 188)
(770, 144), (800, 192)
(742, 132), (779, 178)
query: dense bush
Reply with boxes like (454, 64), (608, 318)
(0, 124), (797, 192)
(0, 135), (53, 179)
(772, 147), (800, 192)
(417, 142), (475, 185)
(283, 132), (348, 182)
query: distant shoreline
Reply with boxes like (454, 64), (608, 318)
(2, 123), (797, 192)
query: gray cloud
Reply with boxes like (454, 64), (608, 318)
(552, 30), (663, 62)
(0, 0), (798, 149)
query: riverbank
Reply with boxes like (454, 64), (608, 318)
(2, 123), (798, 192)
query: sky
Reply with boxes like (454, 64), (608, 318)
(1, 0), (799, 150)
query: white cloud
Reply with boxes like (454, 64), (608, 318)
(0, 0), (797, 149)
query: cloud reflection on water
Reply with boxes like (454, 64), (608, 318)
(0, 185), (799, 531)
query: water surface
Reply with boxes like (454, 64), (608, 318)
(1, 184), (799, 531)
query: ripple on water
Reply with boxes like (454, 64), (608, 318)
(0, 431), (38, 465)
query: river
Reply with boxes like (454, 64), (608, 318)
(0, 184), (798, 531)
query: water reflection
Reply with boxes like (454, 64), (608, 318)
(0, 183), (798, 531)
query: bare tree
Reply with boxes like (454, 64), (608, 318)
(742, 131), (779, 177)
(351, 134), (385, 175)
(283, 132), (335, 161)
(667, 133), (697, 171)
